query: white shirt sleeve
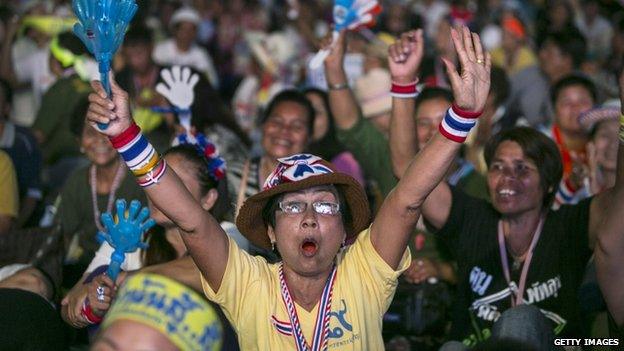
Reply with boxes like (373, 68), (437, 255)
(85, 242), (144, 273)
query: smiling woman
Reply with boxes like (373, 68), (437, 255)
(227, 90), (315, 225)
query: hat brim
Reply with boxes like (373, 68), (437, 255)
(236, 173), (371, 250)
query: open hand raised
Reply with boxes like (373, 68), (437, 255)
(442, 26), (491, 112)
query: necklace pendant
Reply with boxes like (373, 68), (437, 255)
(512, 258), (522, 271)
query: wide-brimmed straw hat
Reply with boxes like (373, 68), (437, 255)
(236, 154), (370, 250)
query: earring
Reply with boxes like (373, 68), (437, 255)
(271, 241), (275, 252)
(340, 240), (346, 249)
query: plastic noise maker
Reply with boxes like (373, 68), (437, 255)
(308, 0), (381, 69)
(72, 0), (138, 129)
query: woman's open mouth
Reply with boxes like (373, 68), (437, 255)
(300, 238), (319, 257)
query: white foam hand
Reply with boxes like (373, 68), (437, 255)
(155, 66), (199, 110)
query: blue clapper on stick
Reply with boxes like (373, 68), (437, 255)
(72, 0), (137, 129)
(96, 199), (155, 282)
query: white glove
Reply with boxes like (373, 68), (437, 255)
(155, 66), (200, 110)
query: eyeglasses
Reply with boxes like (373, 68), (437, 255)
(278, 201), (341, 215)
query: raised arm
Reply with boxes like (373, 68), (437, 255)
(594, 71), (624, 327)
(388, 29), (422, 178)
(323, 31), (361, 130)
(85, 77), (228, 292)
(388, 30), (462, 230)
(372, 26), (491, 269)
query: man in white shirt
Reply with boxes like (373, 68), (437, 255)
(152, 7), (219, 88)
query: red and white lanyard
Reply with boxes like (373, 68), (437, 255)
(278, 264), (337, 351)
(497, 215), (545, 307)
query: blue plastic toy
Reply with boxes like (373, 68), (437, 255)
(72, 0), (137, 129)
(96, 199), (155, 282)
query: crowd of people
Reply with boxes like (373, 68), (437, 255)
(1, 0), (624, 350)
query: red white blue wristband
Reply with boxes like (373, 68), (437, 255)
(390, 80), (419, 98)
(438, 104), (481, 143)
(109, 123), (161, 177)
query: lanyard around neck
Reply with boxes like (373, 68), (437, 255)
(278, 264), (337, 351)
(497, 214), (545, 307)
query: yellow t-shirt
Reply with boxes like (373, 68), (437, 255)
(0, 151), (18, 217)
(201, 227), (411, 350)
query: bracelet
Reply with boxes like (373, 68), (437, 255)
(390, 79), (419, 98)
(136, 159), (168, 187)
(81, 299), (103, 324)
(328, 82), (348, 90)
(438, 105), (480, 143)
(111, 123), (163, 177)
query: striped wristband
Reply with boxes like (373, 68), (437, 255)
(390, 80), (419, 98)
(109, 123), (166, 185)
(555, 178), (578, 205)
(438, 104), (481, 143)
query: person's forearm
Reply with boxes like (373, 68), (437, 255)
(372, 133), (461, 268)
(326, 66), (360, 130)
(110, 124), (229, 291)
(389, 94), (418, 178)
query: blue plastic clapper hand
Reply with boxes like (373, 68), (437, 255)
(96, 199), (155, 282)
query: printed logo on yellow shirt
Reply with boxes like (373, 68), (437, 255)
(271, 299), (362, 348)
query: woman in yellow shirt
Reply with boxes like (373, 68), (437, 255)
(85, 25), (491, 350)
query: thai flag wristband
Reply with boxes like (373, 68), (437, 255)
(390, 80), (419, 99)
(81, 299), (103, 324)
(554, 178), (578, 205)
(109, 123), (166, 185)
(438, 104), (482, 143)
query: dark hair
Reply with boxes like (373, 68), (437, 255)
(143, 225), (177, 266)
(414, 87), (453, 115)
(540, 30), (587, 68)
(56, 31), (89, 57)
(124, 24), (154, 47)
(0, 78), (12, 107)
(261, 185), (353, 237)
(163, 144), (231, 222)
(188, 68), (251, 146)
(69, 96), (90, 137)
(550, 74), (597, 105)
(484, 127), (563, 208)
(490, 65), (510, 106)
(260, 90), (316, 134)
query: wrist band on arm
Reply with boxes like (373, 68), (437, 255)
(81, 299), (103, 324)
(109, 123), (167, 186)
(390, 80), (419, 98)
(438, 104), (481, 143)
